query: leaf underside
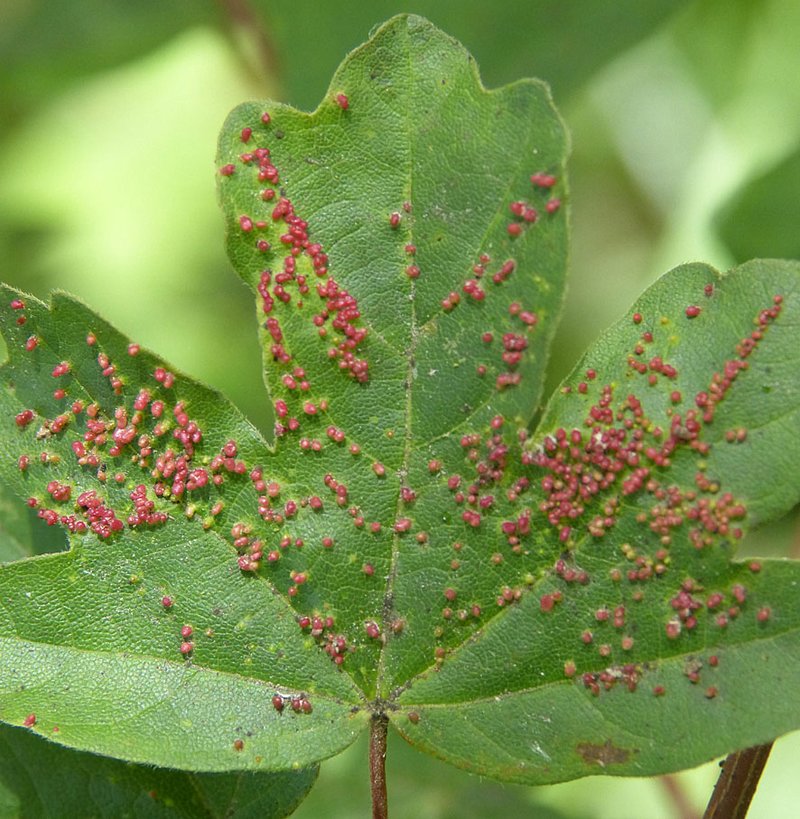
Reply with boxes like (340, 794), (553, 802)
(1, 14), (799, 796)
(0, 722), (316, 819)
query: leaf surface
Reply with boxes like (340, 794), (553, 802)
(1, 14), (800, 794)
(393, 259), (800, 781)
(0, 723), (316, 819)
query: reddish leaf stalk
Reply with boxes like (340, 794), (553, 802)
(370, 713), (389, 819)
(703, 743), (773, 819)
(659, 774), (700, 819)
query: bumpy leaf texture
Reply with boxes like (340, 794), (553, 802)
(1, 15), (800, 797)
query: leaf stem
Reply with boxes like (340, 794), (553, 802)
(659, 774), (700, 819)
(703, 743), (773, 819)
(370, 713), (389, 819)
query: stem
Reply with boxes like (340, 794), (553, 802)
(369, 713), (389, 819)
(660, 773), (700, 819)
(216, 0), (281, 90)
(703, 743), (773, 819)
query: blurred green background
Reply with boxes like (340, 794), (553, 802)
(1, 0), (799, 816)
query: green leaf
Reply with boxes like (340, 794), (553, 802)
(0, 723), (316, 819)
(393, 259), (800, 782)
(0, 287), (364, 772)
(216, 13), (568, 698)
(1, 13), (799, 805)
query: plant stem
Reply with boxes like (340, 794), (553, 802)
(370, 713), (389, 819)
(216, 0), (281, 90)
(659, 773), (700, 819)
(703, 743), (773, 819)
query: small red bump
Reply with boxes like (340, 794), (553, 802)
(335, 93), (349, 110)
(261, 112), (271, 125)
(15, 409), (34, 428)
(394, 518), (412, 533)
(219, 164), (236, 176)
(531, 172), (556, 188)
(685, 305), (701, 318)
(633, 312), (643, 324)
(507, 222), (522, 237)
(240, 127), (252, 143)
(23, 714), (36, 727)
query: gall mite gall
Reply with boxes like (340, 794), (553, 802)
(531, 172), (556, 188)
(15, 410), (34, 428)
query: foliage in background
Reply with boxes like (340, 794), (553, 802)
(1, 2), (799, 817)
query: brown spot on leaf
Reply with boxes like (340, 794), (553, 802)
(576, 739), (634, 767)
